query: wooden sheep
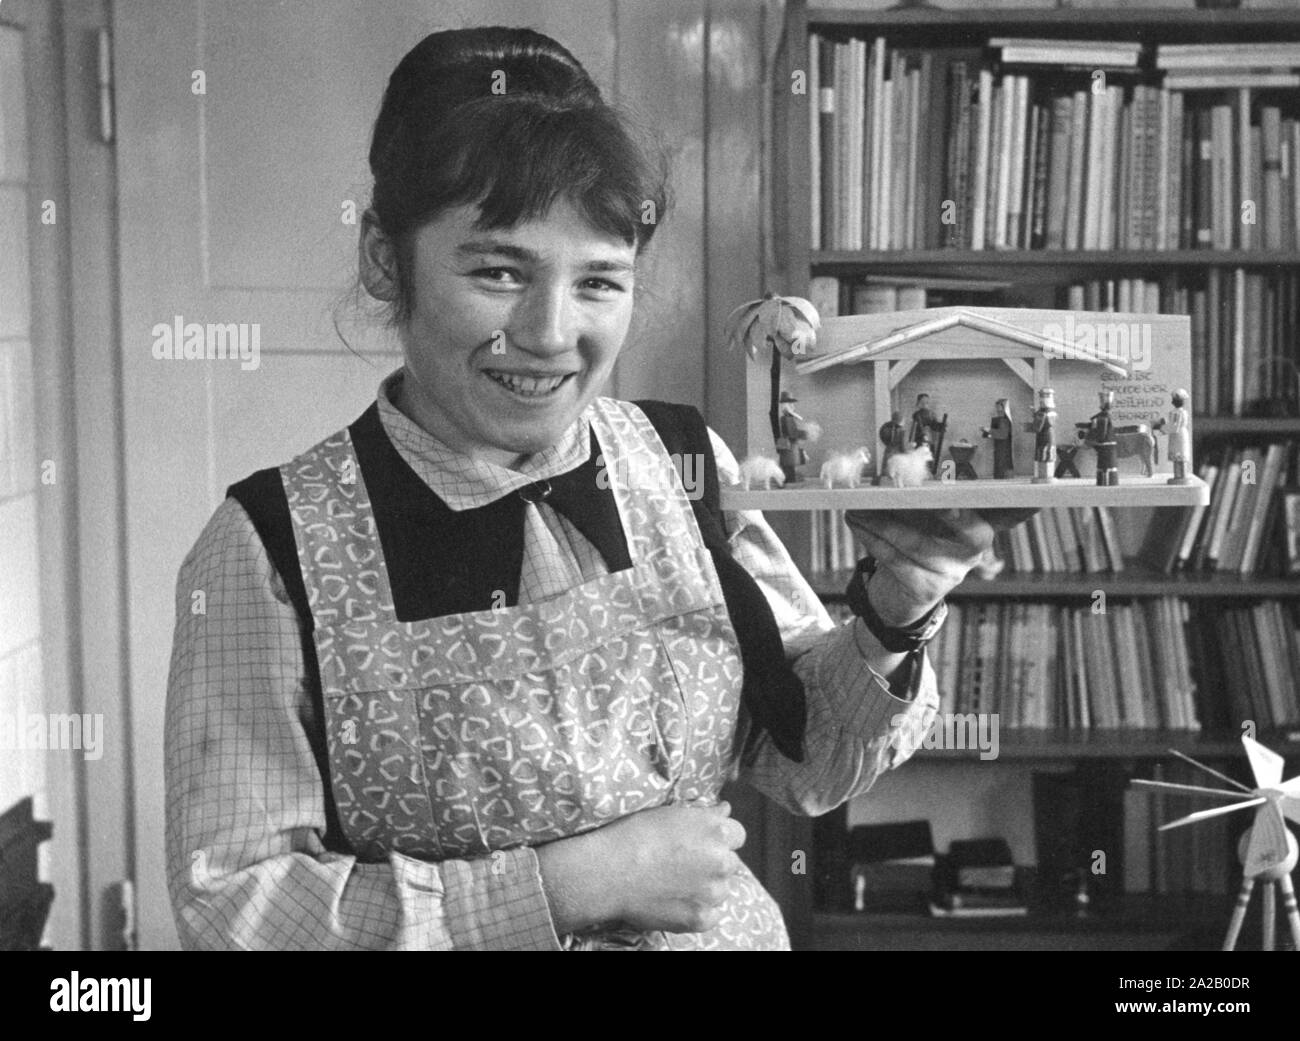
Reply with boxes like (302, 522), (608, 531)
(882, 444), (933, 488)
(819, 447), (872, 489)
(737, 455), (786, 490)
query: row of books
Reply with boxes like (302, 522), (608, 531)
(1189, 599), (1300, 732)
(806, 273), (1008, 319)
(927, 599), (1203, 731)
(1151, 440), (1298, 576)
(994, 506), (1125, 574)
(812, 506), (1124, 578)
(1124, 761), (1236, 898)
(810, 33), (1300, 253)
(1060, 269), (1300, 417)
(810, 509), (861, 578)
(826, 593), (1300, 732)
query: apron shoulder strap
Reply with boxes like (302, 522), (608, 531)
(631, 399), (728, 549)
(633, 399), (807, 763)
(225, 464), (350, 852)
(227, 467), (313, 629)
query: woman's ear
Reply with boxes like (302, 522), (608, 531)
(359, 210), (399, 302)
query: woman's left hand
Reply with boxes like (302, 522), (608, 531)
(843, 508), (1037, 627)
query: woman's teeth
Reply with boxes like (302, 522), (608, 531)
(485, 371), (569, 396)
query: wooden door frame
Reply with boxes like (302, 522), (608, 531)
(3, 0), (134, 950)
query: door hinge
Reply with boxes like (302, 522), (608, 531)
(97, 27), (113, 144)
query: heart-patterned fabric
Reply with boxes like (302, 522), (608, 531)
(281, 397), (788, 949)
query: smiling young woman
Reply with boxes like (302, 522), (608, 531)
(163, 25), (998, 952)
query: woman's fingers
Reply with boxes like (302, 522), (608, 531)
(845, 509), (991, 568)
(976, 507), (1040, 531)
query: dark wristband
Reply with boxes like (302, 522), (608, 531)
(844, 556), (948, 654)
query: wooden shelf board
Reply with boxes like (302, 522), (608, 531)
(811, 568), (1300, 600)
(1195, 416), (1300, 436)
(811, 249), (1300, 269)
(808, 7), (1300, 30)
(722, 475), (1208, 511)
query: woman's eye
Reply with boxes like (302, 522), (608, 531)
(582, 278), (627, 294)
(473, 267), (520, 284)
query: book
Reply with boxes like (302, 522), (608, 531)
(945, 837), (1017, 890)
(849, 820), (937, 912)
(928, 896), (1028, 918)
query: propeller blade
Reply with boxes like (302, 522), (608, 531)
(1157, 798), (1266, 831)
(1169, 748), (1253, 793)
(1243, 735), (1284, 789)
(1278, 774), (1300, 797)
(1278, 792), (1300, 827)
(1131, 779), (1261, 801)
(1244, 805), (1291, 877)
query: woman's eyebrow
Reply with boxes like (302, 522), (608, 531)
(585, 258), (634, 273)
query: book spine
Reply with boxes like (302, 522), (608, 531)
(1196, 106), (1213, 249)
(817, 37), (836, 252)
(1237, 87), (1252, 251)
(810, 33), (821, 252)
(972, 68), (994, 250)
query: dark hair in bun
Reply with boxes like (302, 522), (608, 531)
(368, 27), (670, 323)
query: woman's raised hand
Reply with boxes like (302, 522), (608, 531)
(536, 801), (745, 936)
(843, 508), (1037, 626)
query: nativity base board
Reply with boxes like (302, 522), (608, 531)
(720, 475), (1210, 511)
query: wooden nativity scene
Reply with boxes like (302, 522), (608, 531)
(722, 295), (1210, 511)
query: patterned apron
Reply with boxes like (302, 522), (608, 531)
(281, 397), (789, 949)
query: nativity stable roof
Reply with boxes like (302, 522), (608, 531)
(794, 307), (1132, 377)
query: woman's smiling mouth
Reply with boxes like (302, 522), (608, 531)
(483, 369), (575, 398)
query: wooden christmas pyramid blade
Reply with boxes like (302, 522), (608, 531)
(1243, 804), (1291, 877)
(1243, 735), (1285, 789)
(1131, 779), (1261, 801)
(1157, 798), (1267, 832)
(1168, 748), (1253, 793)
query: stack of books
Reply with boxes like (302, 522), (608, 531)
(849, 820), (936, 914)
(1154, 440), (1297, 575)
(996, 506), (1124, 574)
(806, 274), (1010, 318)
(809, 33), (1300, 254)
(1057, 271), (1300, 418)
(925, 598), (1201, 732)
(930, 837), (1028, 918)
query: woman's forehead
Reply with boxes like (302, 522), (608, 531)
(423, 199), (636, 258)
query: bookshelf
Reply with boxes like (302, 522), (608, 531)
(758, 1), (1300, 950)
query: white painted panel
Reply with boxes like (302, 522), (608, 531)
(202, 0), (617, 293)
(0, 26), (27, 184)
(0, 339), (35, 499)
(0, 186), (31, 338)
(208, 350), (401, 496)
(0, 496), (41, 657)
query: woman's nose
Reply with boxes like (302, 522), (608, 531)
(510, 285), (575, 355)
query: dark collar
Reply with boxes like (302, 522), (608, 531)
(349, 404), (630, 620)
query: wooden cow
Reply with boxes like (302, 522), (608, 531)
(1076, 423), (1159, 476)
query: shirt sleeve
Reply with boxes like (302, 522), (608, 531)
(705, 427), (941, 817)
(164, 497), (562, 950)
